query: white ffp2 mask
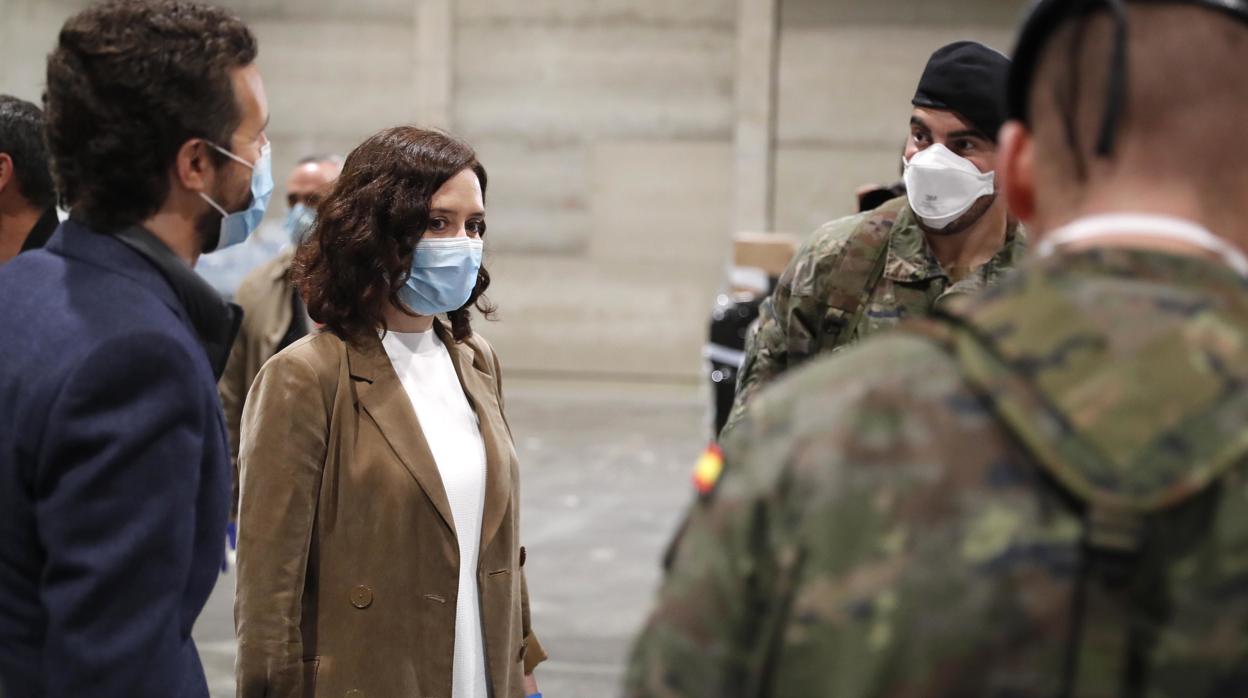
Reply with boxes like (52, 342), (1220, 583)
(903, 144), (995, 230)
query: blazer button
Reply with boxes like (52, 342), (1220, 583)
(520, 546), (527, 567)
(350, 585), (373, 609)
(345, 690), (365, 698)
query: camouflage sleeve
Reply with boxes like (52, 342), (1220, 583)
(720, 212), (872, 440)
(626, 390), (802, 697)
(630, 334), (1017, 697)
(720, 234), (827, 439)
(624, 462), (760, 696)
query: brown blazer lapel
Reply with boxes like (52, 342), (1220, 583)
(438, 323), (513, 553)
(346, 335), (457, 538)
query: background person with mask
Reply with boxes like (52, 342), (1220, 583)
(235, 127), (544, 698)
(0, 95), (57, 264)
(720, 41), (1026, 437)
(0, 1), (270, 696)
(219, 153), (341, 523)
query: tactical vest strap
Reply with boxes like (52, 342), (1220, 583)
(1061, 545), (1148, 698)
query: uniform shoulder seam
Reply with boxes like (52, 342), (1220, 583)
(805, 210), (874, 251)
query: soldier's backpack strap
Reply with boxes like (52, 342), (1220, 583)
(817, 197), (907, 349)
(900, 311), (1248, 698)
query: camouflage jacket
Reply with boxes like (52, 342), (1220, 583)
(722, 198), (1026, 436)
(628, 248), (1248, 697)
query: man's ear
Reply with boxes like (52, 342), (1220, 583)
(0, 153), (13, 197)
(174, 139), (214, 196)
(999, 120), (1037, 226)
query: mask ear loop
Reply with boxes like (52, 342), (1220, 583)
(205, 139), (258, 170)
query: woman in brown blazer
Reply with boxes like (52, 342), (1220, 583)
(235, 127), (545, 698)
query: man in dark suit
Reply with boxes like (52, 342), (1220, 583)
(0, 2), (271, 696)
(0, 95), (58, 264)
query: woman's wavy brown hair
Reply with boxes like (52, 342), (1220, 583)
(294, 127), (495, 345)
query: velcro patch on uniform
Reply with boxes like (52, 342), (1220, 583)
(693, 443), (725, 497)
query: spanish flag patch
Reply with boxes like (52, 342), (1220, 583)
(693, 443), (725, 496)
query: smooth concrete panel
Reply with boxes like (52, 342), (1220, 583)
(773, 145), (905, 237)
(451, 0), (737, 382)
(456, 0), (735, 25)
(735, 0), (780, 235)
(454, 22), (734, 141)
(478, 254), (721, 380)
(776, 25), (1016, 147)
(217, 0), (418, 21)
(773, 25), (1018, 147)
(413, 0), (453, 128)
(248, 18), (418, 140)
(0, 1), (83, 102)
(589, 141), (733, 268)
(471, 139), (592, 255)
(0, 4), (419, 139)
(781, 0), (1027, 28)
(0, 0), (419, 104)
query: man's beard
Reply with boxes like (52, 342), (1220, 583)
(195, 179), (252, 254)
(918, 193), (997, 237)
(193, 207), (222, 255)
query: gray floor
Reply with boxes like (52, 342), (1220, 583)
(192, 379), (708, 697)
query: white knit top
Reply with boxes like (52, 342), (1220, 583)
(381, 328), (488, 698)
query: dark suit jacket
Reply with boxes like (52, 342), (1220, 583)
(0, 220), (231, 698)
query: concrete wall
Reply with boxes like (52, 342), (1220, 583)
(0, 0), (1025, 383)
(453, 1), (736, 380)
(0, 0), (79, 101)
(0, 0), (427, 189)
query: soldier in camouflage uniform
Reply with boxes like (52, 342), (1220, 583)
(722, 42), (1026, 437)
(628, 0), (1248, 696)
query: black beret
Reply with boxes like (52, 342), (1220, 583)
(912, 41), (1011, 141)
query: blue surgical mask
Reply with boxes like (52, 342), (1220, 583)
(284, 202), (316, 245)
(398, 237), (484, 316)
(200, 140), (274, 252)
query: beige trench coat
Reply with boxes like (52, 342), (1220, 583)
(235, 322), (546, 698)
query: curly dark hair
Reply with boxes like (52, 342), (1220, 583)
(43, 0), (257, 229)
(294, 127), (495, 345)
(0, 96), (55, 210)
